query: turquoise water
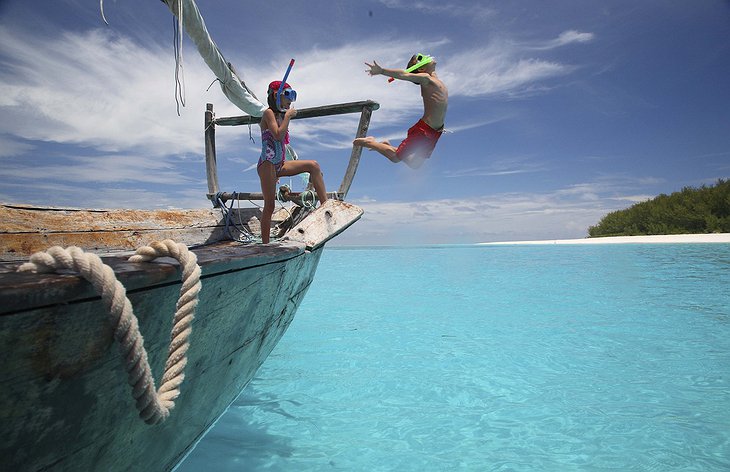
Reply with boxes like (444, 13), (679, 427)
(177, 244), (730, 471)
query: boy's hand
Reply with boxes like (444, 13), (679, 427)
(365, 61), (383, 76)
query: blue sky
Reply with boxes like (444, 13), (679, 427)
(1, 1), (728, 245)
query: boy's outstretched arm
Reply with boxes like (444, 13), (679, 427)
(365, 61), (428, 84)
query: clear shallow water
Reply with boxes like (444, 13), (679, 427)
(177, 244), (730, 471)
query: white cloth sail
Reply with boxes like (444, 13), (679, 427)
(162, 0), (266, 116)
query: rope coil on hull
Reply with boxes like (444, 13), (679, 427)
(18, 240), (202, 425)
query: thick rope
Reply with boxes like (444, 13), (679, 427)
(17, 240), (202, 425)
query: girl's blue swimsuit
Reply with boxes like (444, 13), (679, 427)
(257, 127), (288, 172)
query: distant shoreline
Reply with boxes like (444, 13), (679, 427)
(480, 233), (730, 245)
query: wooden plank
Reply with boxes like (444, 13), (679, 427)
(0, 240), (306, 315)
(210, 191), (344, 202)
(205, 103), (219, 197)
(213, 100), (380, 126)
(0, 205), (261, 260)
(284, 199), (363, 250)
(0, 205), (234, 232)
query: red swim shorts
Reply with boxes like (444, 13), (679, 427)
(396, 119), (443, 162)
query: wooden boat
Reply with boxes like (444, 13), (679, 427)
(0, 100), (378, 471)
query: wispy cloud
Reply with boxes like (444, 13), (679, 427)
(2, 154), (197, 184)
(0, 135), (34, 158)
(377, 0), (496, 22)
(442, 115), (515, 134)
(529, 30), (595, 50)
(443, 155), (547, 178)
(0, 178), (210, 210)
(0, 26), (210, 156)
(441, 30), (593, 99)
(340, 192), (608, 245)
(339, 175), (652, 245)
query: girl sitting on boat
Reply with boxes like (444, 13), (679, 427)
(257, 80), (328, 243)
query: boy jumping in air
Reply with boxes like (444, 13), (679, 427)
(354, 53), (448, 169)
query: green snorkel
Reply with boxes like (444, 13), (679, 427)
(388, 53), (433, 83)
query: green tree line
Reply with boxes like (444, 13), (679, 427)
(588, 179), (730, 237)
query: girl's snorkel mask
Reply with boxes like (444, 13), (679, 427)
(268, 81), (297, 112)
(277, 87), (297, 110)
(274, 58), (297, 112)
(387, 53), (434, 83)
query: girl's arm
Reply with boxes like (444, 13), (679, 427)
(261, 107), (297, 140)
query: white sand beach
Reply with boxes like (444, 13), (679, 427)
(481, 233), (730, 245)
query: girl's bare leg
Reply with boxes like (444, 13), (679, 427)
(257, 162), (277, 244)
(280, 160), (328, 204)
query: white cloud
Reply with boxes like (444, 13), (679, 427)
(0, 135), (34, 158)
(532, 30), (595, 50)
(2, 154), (196, 184)
(443, 155), (547, 178)
(0, 26), (212, 156)
(556, 30), (595, 45)
(442, 48), (569, 98)
(0, 178), (211, 210)
(337, 193), (604, 245)
(621, 194), (653, 203)
(334, 174), (666, 245)
(439, 29), (594, 98)
(377, 0), (495, 22)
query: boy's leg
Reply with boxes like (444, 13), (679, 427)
(400, 152), (426, 169)
(353, 137), (399, 163)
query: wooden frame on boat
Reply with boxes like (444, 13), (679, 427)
(205, 100), (379, 205)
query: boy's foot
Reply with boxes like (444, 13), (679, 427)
(353, 136), (376, 148)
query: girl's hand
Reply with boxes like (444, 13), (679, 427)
(365, 61), (383, 76)
(285, 107), (297, 119)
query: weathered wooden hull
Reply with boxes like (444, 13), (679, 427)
(0, 201), (362, 471)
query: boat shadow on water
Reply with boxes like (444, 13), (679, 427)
(175, 386), (304, 471)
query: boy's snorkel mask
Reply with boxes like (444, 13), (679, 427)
(409, 53), (434, 71)
(272, 58), (297, 112)
(387, 53), (434, 83)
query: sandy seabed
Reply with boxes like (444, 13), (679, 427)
(481, 233), (730, 245)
